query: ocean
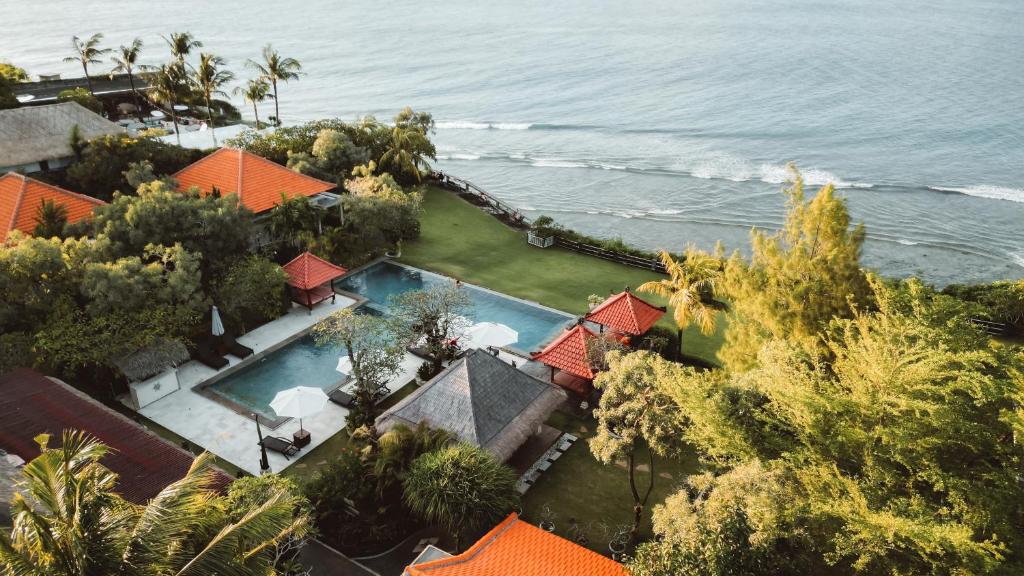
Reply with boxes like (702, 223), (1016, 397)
(3, 0), (1022, 285)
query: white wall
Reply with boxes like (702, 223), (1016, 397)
(130, 369), (180, 409)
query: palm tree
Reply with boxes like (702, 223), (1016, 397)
(247, 44), (301, 126)
(0, 431), (309, 576)
(373, 423), (453, 497)
(267, 192), (317, 245)
(33, 199), (68, 238)
(110, 38), (144, 120)
(234, 78), (271, 128)
(164, 31), (203, 64)
(191, 52), (235, 145)
(380, 125), (433, 184)
(638, 247), (725, 358)
(63, 33), (110, 96)
(146, 62), (189, 146)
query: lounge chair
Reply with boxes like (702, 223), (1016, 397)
(328, 388), (355, 408)
(195, 340), (228, 370)
(260, 436), (299, 459)
(219, 332), (254, 359)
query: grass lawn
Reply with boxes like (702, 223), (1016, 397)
(521, 411), (702, 553)
(401, 187), (726, 365)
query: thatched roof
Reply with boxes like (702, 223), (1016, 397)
(376, 349), (567, 461)
(0, 102), (121, 168)
(112, 339), (190, 382)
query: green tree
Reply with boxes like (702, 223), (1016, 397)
(56, 87), (102, 114)
(372, 423), (453, 498)
(390, 283), (471, 374)
(311, 308), (406, 431)
(638, 247), (724, 359)
(718, 167), (870, 371)
(79, 243), (203, 317)
(213, 255), (288, 333)
(379, 108), (436, 184)
(311, 129), (369, 180)
(225, 474), (313, 575)
(0, 77), (19, 110)
(266, 192), (319, 249)
(247, 44), (302, 126)
(164, 31), (203, 64)
(0, 61), (29, 82)
(0, 431), (309, 576)
(403, 443), (519, 550)
(146, 62), (190, 146)
(65, 133), (202, 199)
(63, 33), (110, 96)
(590, 350), (684, 544)
(0, 233), (74, 334)
(191, 52), (235, 145)
(110, 38), (145, 120)
(32, 199), (69, 238)
(234, 77), (271, 129)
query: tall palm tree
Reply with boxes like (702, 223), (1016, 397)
(146, 62), (189, 146)
(164, 31), (203, 64)
(247, 44), (301, 126)
(110, 38), (144, 120)
(638, 247), (725, 358)
(191, 52), (234, 145)
(234, 77), (271, 128)
(63, 33), (110, 96)
(0, 431), (309, 576)
(380, 125), (432, 183)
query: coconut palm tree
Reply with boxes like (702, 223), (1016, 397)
(33, 199), (68, 238)
(638, 247), (725, 358)
(372, 423), (453, 497)
(63, 33), (110, 96)
(164, 31), (203, 64)
(146, 62), (189, 146)
(234, 78), (271, 129)
(110, 38), (144, 120)
(0, 431), (308, 576)
(191, 52), (235, 145)
(379, 124), (433, 184)
(247, 44), (301, 126)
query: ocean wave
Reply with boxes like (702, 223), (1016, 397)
(691, 156), (873, 189)
(436, 120), (532, 130)
(436, 153), (481, 161)
(531, 158), (588, 168)
(897, 239), (920, 246)
(1011, 252), (1024, 269)
(927, 185), (1024, 204)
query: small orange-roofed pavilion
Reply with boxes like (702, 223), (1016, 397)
(282, 251), (348, 312)
(584, 289), (665, 336)
(531, 323), (597, 396)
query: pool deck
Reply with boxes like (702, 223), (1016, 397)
(133, 296), (420, 475)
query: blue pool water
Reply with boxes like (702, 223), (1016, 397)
(206, 261), (575, 418)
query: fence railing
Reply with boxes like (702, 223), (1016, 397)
(431, 172), (528, 227)
(554, 238), (667, 273)
(969, 318), (1010, 336)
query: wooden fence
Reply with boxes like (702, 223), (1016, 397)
(554, 238), (667, 273)
(969, 318), (1010, 336)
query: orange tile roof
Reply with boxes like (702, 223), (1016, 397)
(173, 148), (335, 214)
(584, 291), (665, 335)
(282, 251), (348, 290)
(0, 172), (105, 242)
(531, 324), (597, 381)
(407, 513), (628, 576)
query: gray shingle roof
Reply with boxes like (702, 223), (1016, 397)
(0, 102), (121, 168)
(376, 349), (566, 461)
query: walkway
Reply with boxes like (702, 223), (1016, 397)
(300, 539), (378, 576)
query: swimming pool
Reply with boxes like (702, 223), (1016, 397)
(204, 261), (576, 420)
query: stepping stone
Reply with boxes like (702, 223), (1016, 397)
(316, 460), (327, 465)
(564, 434), (578, 442)
(538, 461), (551, 471)
(516, 484), (530, 494)
(635, 463), (651, 473)
(548, 451), (562, 461)
(658, 472), (674, 479)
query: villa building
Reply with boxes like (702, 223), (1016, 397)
(0, 171), (105, 242)
(0, 102), (121, 173)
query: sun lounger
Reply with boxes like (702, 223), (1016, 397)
(328, 387), (355, 407)
(195, 341), (228, 370)
(219, 332), (254, 359)
(260, 436), (299, 459)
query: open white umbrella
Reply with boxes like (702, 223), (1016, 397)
(336, 355), (353, 375)
(211, 305), (225, 337)
(464, 322), (518, 348)
(270, 386), (328, 434)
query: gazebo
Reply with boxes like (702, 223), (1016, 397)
(530, 324), (598, 396)
(584, 289), (666, 338)
(282, 251), (348, 312)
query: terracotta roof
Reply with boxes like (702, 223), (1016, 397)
(407, 513), (628, 576)
(0, 368), (230, 504)
(173, 148), (335, 213)
(584, 291), (665, 335)
(531, 324), (597, 381)
(282, 251), (348, 290)
(0, 172), (105, 242)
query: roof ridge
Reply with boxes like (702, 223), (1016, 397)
(6, 173), (28, 236)
(235, 148), (244, 202)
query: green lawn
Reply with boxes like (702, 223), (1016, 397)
(521, 411), (702, 552)
(401, 187), (726, 365)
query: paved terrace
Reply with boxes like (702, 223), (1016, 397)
(133, 296), (420, 475)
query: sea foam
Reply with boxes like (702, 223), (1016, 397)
(928, 185), (1024, 204)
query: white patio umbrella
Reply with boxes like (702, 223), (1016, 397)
(211, 305), (225, 337)
(270, 386), (329, 434)
(336, 355), (353, 375)
(464, 322), (518, 348)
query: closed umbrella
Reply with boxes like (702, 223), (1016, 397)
(464, 322), (518, 348)
(270, 386), (329, 434)
(211, 306), (225, 337)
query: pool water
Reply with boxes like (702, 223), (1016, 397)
(206, 261), (575, 419)
(336, 261), (575, 354)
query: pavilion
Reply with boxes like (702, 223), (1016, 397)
(282, 251), (348, 312)
(0, 172), (106, 242)
(530, 323), (598, 396)
(584, 289), (665, 338)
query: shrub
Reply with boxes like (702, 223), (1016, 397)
(66, 134), (205, 200)
(57, 87), (102, 114)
